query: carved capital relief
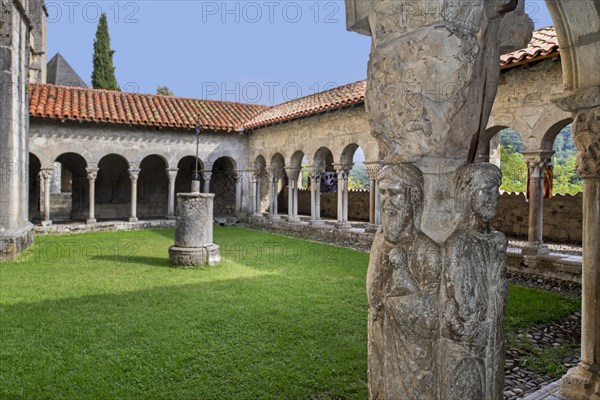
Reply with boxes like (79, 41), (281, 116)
(573, 106), (600, 179)
(40, 168), (53, 181)
(308, 164), (324, 181)
(523, 151), (554, 179)
(363, 161), (382, 181)
(165, 168), (179, 182)
(128, 168), (140, 182)
(86, 167), (99, 181)
(284, 166), (301, 181)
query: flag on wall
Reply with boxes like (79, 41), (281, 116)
(526, 165), (553, 200)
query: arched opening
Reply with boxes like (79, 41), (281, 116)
(478, 126), (509, 166)
(28, 153), (41, 221)
(175, 156), (204, 198)
(254, 156), (269, 214)
(340, 144), (370, 222)
(55, 153), (88, 221)
(96, 154), (130, 220)
(497, 128), (527, 193)
(139, 155), (169, 218)
(210, 157), (237, 217)
(312, 147), (336, 220)
(542, 121), (581, 195)
(270, 153), (286, 217)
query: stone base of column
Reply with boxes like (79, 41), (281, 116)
(521, 243), (550, 256)
(310, 220), (324, 226)
(166, 216), (176, 221)
(129, 217), (139, 223)
(252, 212), (264, 218)
(268, 214), (281, 220)
(561, 365), (600, 400)
(86, 218), (97, 225)
(41, 220), (52, 227)
(335, 222), (352, 230)
(287, 217), (302, 224)
(365, 224), (380, 234)
(0, 222), (34, 262)
(169, 244), (221, 268)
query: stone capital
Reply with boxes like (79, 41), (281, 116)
(165, 168), (179, 182)
(308, 164), (324, 181)
(40, 167), (53, 180)
(363, 161), (382, 180)
(572, 106), (600, 179)
(202, 171), (212, 181)
(128, 168), (141, 182)
(285, 166), (301, 181)
(333, 163), (352, 177)
(86, 167), (99, 181)
(552, 86), (600, 113)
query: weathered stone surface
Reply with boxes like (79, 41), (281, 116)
(346, 0), (530, 398)
(170, 193), (221, 268)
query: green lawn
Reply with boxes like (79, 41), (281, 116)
(0, 228), (579, 399)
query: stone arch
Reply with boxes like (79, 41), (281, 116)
(139, 155), (169, 218)
(312, 147), (335, 171)
(210, 157), (236, 216)
(55, 152), (88, 221)
(270, 153), (287, 215)
(96, 154), (131, 220)
(28, 153), (42, 221)
(541, 118), (575, 151)
(477, 126), (509, 163)
(176, 156), (205, 197)
(545, 0), (600, 92)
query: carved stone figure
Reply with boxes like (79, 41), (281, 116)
(441, 163), (508, 400)
(367, 163), (441, 400)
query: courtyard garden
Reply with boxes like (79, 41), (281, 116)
(0, 228), (579, 399)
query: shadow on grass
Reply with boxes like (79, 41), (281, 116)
(88, 254), (170, 268)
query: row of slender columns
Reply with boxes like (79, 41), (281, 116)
(285, 166), (301, 222)
(365, 161), (382, 227)
(309, 164), (324, 225)
(334, 164), (352, 229)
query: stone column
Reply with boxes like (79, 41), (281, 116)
(41, 168), (53, 226)
(522, 152), (553, 255)
(166, 168), (178, 220)
(554, 99), (600, 400)
(334, 164), (352, 229)
(86, 168), (98, 224)
(345, 1), (533, 399)
(268, 170), (281, 220)
(202, 171), (212, 194)
(364, 161), (382, 230)
(309, 164), (324, 225)
(285, 166), (301, 222)
(234, 171), (243, 215)
(51, 162), (61, 194)
(253, 171), (263, 217)
(128, 168), (140, 223)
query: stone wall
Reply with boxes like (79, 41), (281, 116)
(493, 192), (583, 244)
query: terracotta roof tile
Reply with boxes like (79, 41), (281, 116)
(29, 84), (269, 132)
(244, 27), (560, 130)
(500, 26), (559, 68)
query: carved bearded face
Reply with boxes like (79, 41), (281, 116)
(471, 178), (500, 222)
(380, 186), (413, 242)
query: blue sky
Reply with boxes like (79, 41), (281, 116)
(46, 1), (554, 105)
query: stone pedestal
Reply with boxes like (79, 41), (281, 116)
(169, 193), (221, 268)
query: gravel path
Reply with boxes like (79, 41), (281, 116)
(508, 239), (582, 256)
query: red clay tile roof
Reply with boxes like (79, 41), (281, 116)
(28, 84), (268, 132)
(500, 26), (559, 69)
(243, 80), (367, 130)
(244, 27), (560, 130)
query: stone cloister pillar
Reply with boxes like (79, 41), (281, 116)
(522, 151), (553, 255)
(128, 168), (140, 223)
(364, 161), (382, 228)
(86, 167), (98, 224)
(268, 169), (282, 220)
(554, 96), (600, 400)
(202, 171), (212, 194)
(234, 170), (243, 215)
(166, 168), (178, 219)
(345, 1), (533, 399)
(334, 164), (352, 229)
(41, 168), (53, 226)
(285, 166), (301, 222)
(309, 164), (324, 225)
(253, 171), (263, 217)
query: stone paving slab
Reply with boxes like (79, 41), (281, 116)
(520, 380), (566, 400)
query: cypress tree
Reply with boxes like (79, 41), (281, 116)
(91, 13), (119, 90)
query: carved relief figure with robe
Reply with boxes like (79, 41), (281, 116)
(367, 163), (441, 400)
(441, 163), (508, 400)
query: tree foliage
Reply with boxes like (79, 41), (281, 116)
(348, 163), (370, 190)
(156, 86), (174, 96)
(92, 13), (119, 91)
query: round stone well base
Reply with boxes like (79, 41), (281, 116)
(169, 244), (221, 268)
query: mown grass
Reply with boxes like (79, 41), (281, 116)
(0, 227), (580, 398)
